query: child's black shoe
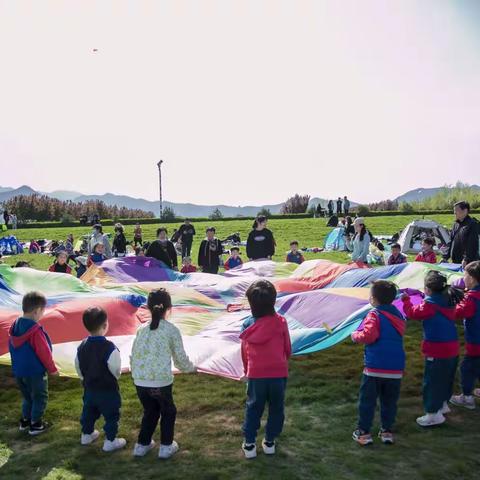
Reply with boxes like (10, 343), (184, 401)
(29, 421), (50, 436)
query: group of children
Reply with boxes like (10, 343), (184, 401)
(387, 238), (437, 266)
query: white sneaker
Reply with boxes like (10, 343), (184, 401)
(158, 441), (179, 459)
(103, 437), (127, 452)
(416, 412), (446, 427)
(81, 430), (100, 445)
(133, 440), (156, 457)
(242, 443), (257, 459)
(262, 439), (275, 455)
(440, 401), (451, 414)
(450, 394), (476, 410)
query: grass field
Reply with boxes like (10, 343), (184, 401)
(2, 214), (480, 480)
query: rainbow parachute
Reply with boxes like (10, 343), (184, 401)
(0, 258), (463, 379)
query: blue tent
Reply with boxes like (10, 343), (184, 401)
(0, 236), (24, 255)
(324, 227), (347, 251)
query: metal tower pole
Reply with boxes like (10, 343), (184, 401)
(157, 160), (164, 219)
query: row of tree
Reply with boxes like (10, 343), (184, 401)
(3, 195), (155, 222)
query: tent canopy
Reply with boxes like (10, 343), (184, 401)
(324, 227), (348, 251)
(397, 219), (450, 254)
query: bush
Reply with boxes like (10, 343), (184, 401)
(356, 205), (370, 216)
(257, 208), (271, 218)
(400, 202), (415, 214)
(60, 213), (75, 224)
(160, 207), (176, 221)
(209, 208), (224, 220)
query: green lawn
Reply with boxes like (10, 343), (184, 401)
(2, 214), (479, 480)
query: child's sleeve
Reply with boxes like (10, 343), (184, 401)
(48, 264), (55, 272)
(402, 297), (435, 320)
(454, 296), (476, 320)
(241, 340), (248, 374)
(351, 311), (380, 344)
(30, 330), (58, 374)
(171, 328), (196, 373)
(74, 353), (84, 380)
(283, 321), (292, 359)
(198, 241), (205, 266)
(107, 348), (122, 379)
(224, 259), (230, 270)
(192, 226), (196, 235)
(414, 253), (422, 262)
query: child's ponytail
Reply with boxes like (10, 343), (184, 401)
(147, 288), (173, 330)
(424, 270), (464, 306)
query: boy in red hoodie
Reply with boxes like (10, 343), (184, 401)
(414, 237), (437, 264)
(239, 280), (291, 459)
(450, 261), (480, 409)
(351, 281), (406, 446)
(8, 292), (59, 435)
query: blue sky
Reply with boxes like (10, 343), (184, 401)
(1, 0), (479, 205)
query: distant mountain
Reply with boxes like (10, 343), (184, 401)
(46, 190), (84, 201)
(395, 185), (480, 204)
(0, 185), (37, 203)
(0, 186), (13, 193)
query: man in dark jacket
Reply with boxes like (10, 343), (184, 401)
(178, 219), (196, 258)
(445, 201), (479, 267)
(198, 227), (223, 274)
(145, 227), (178, 270)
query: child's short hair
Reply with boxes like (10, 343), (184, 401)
(246, 280), (277, 318)
(290, 240), (299, 247)
(114, 223), (124, 233)
(370, 281), (397, 305)
(230, 246), (240, 253)
(83, 307), (107, 333)
(391, 243), (401, 250)
(93, 242), (104, 252)
(22, 291), (47, 313)
(15, 261), (31, 268)
(156, 227), (168, 236)
(206, 227), (216, 233)
(93, 224), (103, 233)
(423, 237), (435, 247)
(465, 261), (480, 283)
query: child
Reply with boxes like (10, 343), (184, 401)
(180, 256), (197, 273)
(351, 281), (406, 446)
(135, 247), (146, 257)
(224, 246), (243, 270)
(88, 243), (106, 267)
(112, 223), (128, 257)
(387, 243), (408, 266)
(9, 291), (58, 435)
(198, 227), (223, 274)
(131, 289), (196, 459)
(285, 241), (305, 265)
(29, 239), (41, 254)
(402, 271), (463, 426)
(450, 261), (480, 409)
(48, 251), (72, 274)
(239, 280), (291, 459)
(75, 307), (126, 452)
(414, 238), (437, 264)
(133, 223), (143, 247)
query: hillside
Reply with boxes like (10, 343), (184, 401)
(395, 185), (480, 203)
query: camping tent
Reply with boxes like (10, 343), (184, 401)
(397, 220), (450, 254)
(324, 227), (348, 251)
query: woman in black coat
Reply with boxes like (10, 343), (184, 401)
(145, 227), (178, 270)
(246, 216), (275, 261)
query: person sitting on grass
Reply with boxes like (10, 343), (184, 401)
(88, 243), (107, 267)
(387, 243), (408, 265)
(180, 256), (197, 273)
(224, 246), (243, 270)
(240, 280), (292, 459)
(29, 239), (41, 254)
(450, 261), (480, 410)
(351, 218), (371, 263)
(131, 289), (196, 459)
(402, 271), (463, 427)
(285, 241), (305, 265)
(9, 291), (59, 436)
(75, 307), (126, 452)
(351, 281), (406, 446)
(48, 251), (72, 274)
(415, 238), (437, 264)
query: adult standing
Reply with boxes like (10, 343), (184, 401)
(88, 224), (112, 258)
(3, 209), (9, 227)
(178, 219), (196, 258)
(444, 201), (479, 267)
(327, 200), (334, 217)
(246, 216), (276, 261)
(351, 217), (371, 263)
(112, 223), (128, 257)
(146, 227), (178, 270)
(343, 196), (351, 216)
(198, 227), (223, 274)
(336, 197), (343, 215)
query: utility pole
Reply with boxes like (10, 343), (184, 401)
(157, 160), (164, 219)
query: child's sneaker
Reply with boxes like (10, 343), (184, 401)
(133, 440), (156, 457)
(440, 401), (451, 414)
(158, 441), (179, 459)
(81, 430), (100, 445)
(450, 394), (476, 410)
(378, 429), (394, 445)
(29, 421), (49, 436)
(352, 429), (373, 446)
(262, 439), (275, 455)
(474, 388), (480, 398)
(19, 418), (30, 432)
(242, 443), (257, 459)
(416, 412), (445, 427)
(103, 438), (127, 452)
